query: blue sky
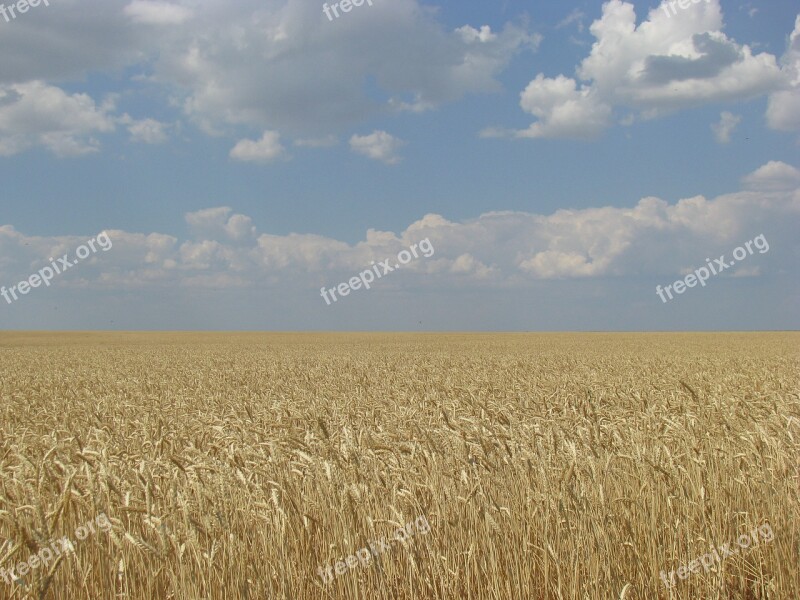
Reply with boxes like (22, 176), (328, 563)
(0, 0), (798, 330)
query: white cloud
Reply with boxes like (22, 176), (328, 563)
(515, 74), (612, 139)
(742, 161), (800, 191)
(711, 111), (741, 143)
(125, 117), (169, 144)
(185, 207), (256, 243)
(151, 1), (537, 133)
(449, 253), (494, 278)
(256, 233), (352, 271)
(0, 0), (536, 136)
(0, 81), (115, 157)
(229, 131), (287, 163)
(0, 0), (539, 142)
(767, 89), (800, 132)
(178, 239), (247, 271)
(489, 0), (787, 139)
(519, 250), (605, 278)
(123, 1), (193, 25)
(766, 16), (800, 133)
(456, 25), (498, 44)
(349, 130), (405, 164)
(3, 162), (795, 290)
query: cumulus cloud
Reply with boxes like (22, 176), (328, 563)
(766, 16), (800, 133)
(488, 0), (789, 139)
(449, 253), (495, 278)
(711, 111), (741, 143)
(0, 0), (790, 148)
(0, 227), (178, 290)
(229, 131), (287, 163)
(515, 74), (611, 139)
(0, 0), (536, 140)
(519, 250), (604, 278)
(0, 81), (115, 157)
(349, 130), (405, 164)
(185, 207), (257, 243)
(150, 1), (537, 134)
(1, 161), (796, 290)
(742, 161), (800, 191)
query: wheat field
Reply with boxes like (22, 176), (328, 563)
(0, 332), (797, 599)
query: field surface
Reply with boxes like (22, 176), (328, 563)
(0, 332), (798, 599)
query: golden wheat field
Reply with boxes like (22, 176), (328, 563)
(0, 332), (798, 600)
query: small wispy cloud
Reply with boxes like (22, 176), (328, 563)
(349, 130), (405, 165)
(556, 8), (585, 32)
(230, 131), (287, 163)
(711, 111), (742, 144)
